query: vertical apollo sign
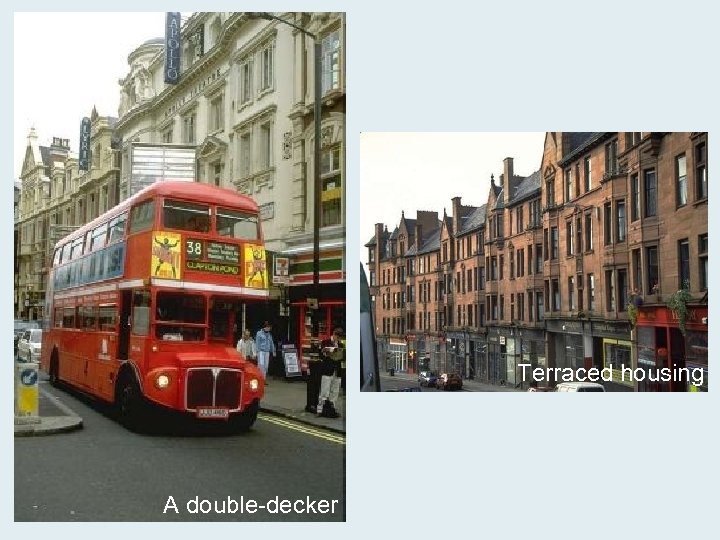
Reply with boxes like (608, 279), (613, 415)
(165, 12), (181, 84)
(78, 117), (91, 171)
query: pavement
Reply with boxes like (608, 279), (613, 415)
(381, 371), (524, 392)
(14, 372), (345, 437)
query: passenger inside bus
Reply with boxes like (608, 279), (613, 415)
(187, 215), (209, 233)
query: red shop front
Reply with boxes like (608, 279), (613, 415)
(291, 299), (345, 373)
(635, 304), (708, 392)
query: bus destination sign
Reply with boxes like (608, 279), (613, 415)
(207, 242), (239, 263)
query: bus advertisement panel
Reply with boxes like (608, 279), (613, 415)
(41, 181), (268, 432)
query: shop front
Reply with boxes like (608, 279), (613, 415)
(636, 305), (707, 392)
(517, 327), (546, 388)
(590, 320), (632, 392)
(545, 320), (585, 384)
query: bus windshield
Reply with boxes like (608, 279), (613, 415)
(155, 292), (206, 341)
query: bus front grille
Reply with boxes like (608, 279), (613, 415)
(186, 368), (242, 411)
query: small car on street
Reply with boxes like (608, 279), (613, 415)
(14, 320), (39, 355)
(17, 328), (42, 363)
(437, 373), (463, 391)
(555, 381), (606, 392)
(418, 371), (438, 388)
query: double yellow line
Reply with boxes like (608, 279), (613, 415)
(258, 414), (345, 445)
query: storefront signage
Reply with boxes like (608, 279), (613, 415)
(186, 260), (239, 275)
(545, 320), (583, 334)
(259, 202), (275, 221)
(164, 12), (181, 84)
(78, 117), (91, 171)
(206, 241), (239, 263)
(591, 321), (630, 339)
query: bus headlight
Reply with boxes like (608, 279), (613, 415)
(155, 374), (171, 389)
(249, 378), (259, 391)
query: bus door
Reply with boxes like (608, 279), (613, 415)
(118, 290), (132, 360)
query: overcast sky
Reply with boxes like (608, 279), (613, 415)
(359, 132), (546, 265)
(13, 12), (192, 180)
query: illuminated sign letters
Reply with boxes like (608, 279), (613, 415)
(165, 12), (181, 84)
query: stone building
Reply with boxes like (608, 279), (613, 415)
(365, 132), (708, 391)
(15, 111), (119, 320)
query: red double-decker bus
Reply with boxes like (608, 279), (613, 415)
(40, 181), (268, 431)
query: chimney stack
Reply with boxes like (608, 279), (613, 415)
(503, 157), (514, 199)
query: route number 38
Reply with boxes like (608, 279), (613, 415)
(186, 240), (202, 258)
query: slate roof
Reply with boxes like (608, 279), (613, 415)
(509, 170), (541, 205)
(405, 244), (417, 256)
(389, 226), (399, 240)
(558, 132), (608, 166)
(39, 146), (50, 167)
(418, 226), (441, 255)
(364, 234), (376, 247)
(458, 204), (487, 235)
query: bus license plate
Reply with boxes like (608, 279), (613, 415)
(196, 407), (229, 419)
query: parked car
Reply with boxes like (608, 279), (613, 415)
(555, 381), (605, 392)
(437, 373), (463, 391)
(14, 320), (39, 355)
(17, 328), (42, 363)
(418, 371), (438, 388)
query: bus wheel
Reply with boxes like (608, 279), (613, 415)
(229, 400), (259, 433)
(116, 373), (145, 432)
(49, 350), (60, 387)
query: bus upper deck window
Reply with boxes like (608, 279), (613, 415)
(217, 207), (258, 240)
(163, 200), (210, 232)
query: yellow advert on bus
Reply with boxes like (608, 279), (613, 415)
(245, 244), (268, 288)
(152, 231), (182, 280)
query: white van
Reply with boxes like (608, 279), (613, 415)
(555, 381), (605, 392)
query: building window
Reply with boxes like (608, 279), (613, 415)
(162, 126), (173, 143)
(182, 112), (196, 144)
(604, 203), (612, 245)
(605, 139), (618, 176)
(239, 132), (251, 177)
(321, 30), (341, 94)
(699, 233), (708, 290)
(321, 146), (342, 227)
(678, 239), (690, 289)
(564, 168), (573, 202)
(626, 132), (642, 149)
(543, 229), (549, 261)
(606, 270), (615, 312)
(212, 161), (224, 187)
(260, 42), (274, 91)
(616, 200), (626, 242)
(209, 94), (224, 132)
(675, 154), (688, 207)
(588, 273), (595, 311)
(239, 59), (253, 104)
(644, 169), (657, 217)
(617, 269), (627, 312)
(584, 156), (592, 192)
(577, 275), (584, 311)
(530, 199), (541, 228)
(259, 121), (272, 170)
(552, 279), (560, 311)
(631, 173), (640, 221)
(490, 257), (497, 280)
(568, 277), (575, 310)
(499, 255), (504, 280)
(632, 249), (641, 292)
(646, 246), (659, 294)
(566, 221), (573, 256)
(535, 244), (542, 273)
(536, 292), (544, 321)
(516, 206), (524, 233)
(696, 142), (707, 200)
(546, 179), (555, 207)
(499, 295), (504, 320)
(510, 250), (515, 279)
(517, 248), (524, 278)
(551, 227), (558, 260)
(576, 217), (583, 255)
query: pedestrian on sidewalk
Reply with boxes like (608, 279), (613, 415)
(317, 327), (344, 418)
(236, 329), (257, 365)
(255, 321), (276, 381)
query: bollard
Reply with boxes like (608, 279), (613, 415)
(15, 362), (40, 425)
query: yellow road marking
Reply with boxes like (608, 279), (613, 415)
(258, 414), (345, 445)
